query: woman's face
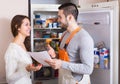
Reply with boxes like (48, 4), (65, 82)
(18, 18), (31, 37)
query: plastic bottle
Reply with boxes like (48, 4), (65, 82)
(94, 48), (100, 68)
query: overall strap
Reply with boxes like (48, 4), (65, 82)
(59, 31), (67, 47)
(59, 27), (81, 49)
(66, 27), (81, 45)
(59, 31), (68, 42)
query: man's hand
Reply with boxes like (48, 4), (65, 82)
(45, 59), (62, 69)
(47, 44), (56, 58)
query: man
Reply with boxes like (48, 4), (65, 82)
(45, 3), (94, 84)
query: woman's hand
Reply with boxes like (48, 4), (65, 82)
(47, 44), (56, 58)
(26, 64), (42, 72)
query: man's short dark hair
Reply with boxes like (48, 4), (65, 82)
(58, 3), (78, 20)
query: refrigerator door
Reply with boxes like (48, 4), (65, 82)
(78, 1), (119, 84)
(78, 10), (111, 84)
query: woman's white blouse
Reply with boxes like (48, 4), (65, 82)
(4, 43), (32, 84)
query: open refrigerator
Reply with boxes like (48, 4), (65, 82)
(30, 4), (61, 84)
(30, 1), (119, 84)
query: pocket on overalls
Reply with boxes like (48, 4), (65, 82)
(58, 48), (69, 61)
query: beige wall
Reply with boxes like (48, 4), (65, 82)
(0, 0), (28, 82)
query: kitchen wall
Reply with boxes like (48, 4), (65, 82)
(0, 0), (28, 83)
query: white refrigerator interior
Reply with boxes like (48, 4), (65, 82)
(77, 1), (119, 84)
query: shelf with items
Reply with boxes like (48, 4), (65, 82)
(33, 10), (59, 29)
(33, 28), (64, 39)
(33, 39), (60, 52)
(93, 41), (110, 70)
(33, 38), (60, 40)
(33, 27), (64, 52)
(33, 27), (61, 30)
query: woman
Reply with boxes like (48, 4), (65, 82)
(4, 15), (42, 84)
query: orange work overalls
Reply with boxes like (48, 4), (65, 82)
(58, 27), (81, 61)
(58, 27), (90, 84)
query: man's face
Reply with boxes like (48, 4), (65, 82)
(57, 10), (68, 28)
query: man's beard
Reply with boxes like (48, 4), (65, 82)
(60, 22), (68, 29)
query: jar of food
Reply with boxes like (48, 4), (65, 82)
(51, 32), (57, 38)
